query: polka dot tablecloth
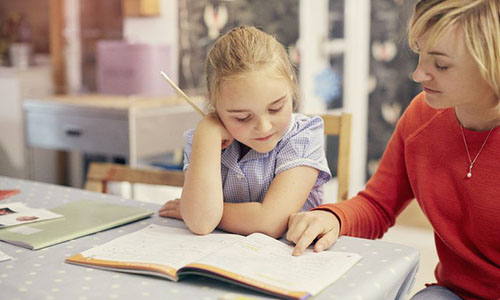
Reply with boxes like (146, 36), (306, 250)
(0, 176), (419, 300)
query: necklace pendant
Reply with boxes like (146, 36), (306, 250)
(467, 164), (473, 178)
(460, 126), (494, 180)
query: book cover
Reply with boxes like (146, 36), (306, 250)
(0, 202), (63, 228)
(0, 199), (153, 250)
(66, 224), (362, 300)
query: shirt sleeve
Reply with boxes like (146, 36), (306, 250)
(313, 98), (418, 239)
(182, 129), (195, 171)
(275, 115), (332, 186)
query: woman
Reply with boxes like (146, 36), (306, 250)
(286, 1), (500, 299)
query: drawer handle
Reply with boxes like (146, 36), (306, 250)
(65, 129), (82, 137)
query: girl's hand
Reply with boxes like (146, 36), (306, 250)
(158, 198), (183, 220)
(286, 210), (341, 256)
(198, 114), (234, 149)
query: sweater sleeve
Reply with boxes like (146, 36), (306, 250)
(314, 98), (418, 239)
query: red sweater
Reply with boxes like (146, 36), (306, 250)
(317, 93), (500, 300)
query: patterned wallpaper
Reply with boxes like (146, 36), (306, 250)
(178, 0), (298, 93)
(366, 0), (420, 178)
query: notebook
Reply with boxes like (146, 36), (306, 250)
(66, 224), (362, 300)
(0, 199), (153, 250)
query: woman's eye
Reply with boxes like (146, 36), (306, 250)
(435, 63), (448, 71)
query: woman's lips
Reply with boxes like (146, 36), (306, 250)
(423, 86), (440, 94)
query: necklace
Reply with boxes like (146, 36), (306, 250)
(460, 126), (494, 178)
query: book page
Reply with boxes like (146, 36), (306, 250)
(189, 233), (362, 295)
(78, 224), (244, 271)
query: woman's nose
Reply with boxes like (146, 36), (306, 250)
(412, 59), (432, 83)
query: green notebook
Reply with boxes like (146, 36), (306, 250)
(0, 199), (153, 250)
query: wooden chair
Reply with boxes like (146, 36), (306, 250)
(320, 113), (352, 201)
(84, 162), (184, 193)
(85, 113), (351, 202)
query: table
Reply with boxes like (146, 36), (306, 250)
(23, 94), (202, 167)
(0, 176), (419, 300)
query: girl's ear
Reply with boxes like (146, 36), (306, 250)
(205, 93), (217, 114)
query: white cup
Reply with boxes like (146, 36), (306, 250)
(9, 43), (32, 69)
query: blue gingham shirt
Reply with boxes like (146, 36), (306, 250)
(183, 113), (332, 211)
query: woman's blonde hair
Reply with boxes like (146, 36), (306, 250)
(408, 0), (500, 97)
(205, 26), (299, 111)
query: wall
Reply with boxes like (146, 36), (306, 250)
(366, 0), (420, 178)
(177, 0), (298, 93)
(123, 0), (179, 84)
(0, 0), (50, 56)
(79, 0), (123, 92)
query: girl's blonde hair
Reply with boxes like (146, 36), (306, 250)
(408, 0), (500, 97)
(205, 26), (299, 111)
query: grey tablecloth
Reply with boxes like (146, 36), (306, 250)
(0, 176), (419, 300)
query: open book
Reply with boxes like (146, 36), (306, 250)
(66, 224), (362, 300)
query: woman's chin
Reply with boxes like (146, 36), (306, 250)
(424, 93), (449, 109)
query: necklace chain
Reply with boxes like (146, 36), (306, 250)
(460, 126), (493, 178)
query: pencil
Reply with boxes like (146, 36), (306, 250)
(160, 71), (206, 116)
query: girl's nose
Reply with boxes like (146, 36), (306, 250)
(256, 117), (272, 132)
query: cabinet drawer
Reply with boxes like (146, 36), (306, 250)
(25, 112), (129, 156)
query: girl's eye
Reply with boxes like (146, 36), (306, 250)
(435, 63), (448, 71)
(235, 116), (251, 122)
(269, 106), (283, 113)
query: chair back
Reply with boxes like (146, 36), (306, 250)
(319, 113), (352, 201)
(84, 162), (184, 193)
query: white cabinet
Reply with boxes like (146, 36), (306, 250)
(0, 65), (57, 182)
(23, 94), (201, 167)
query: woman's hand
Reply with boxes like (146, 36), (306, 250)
(286, 210), (341, 256)
(198, 114), (234, 149)
(158, 198), (182, 220)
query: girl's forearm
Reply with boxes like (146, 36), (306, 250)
(218, 202), (288, 238)
(181, 127), (224, 235)
(218, 167), (319, 238)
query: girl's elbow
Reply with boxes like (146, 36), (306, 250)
(181, 201), (223, 235)
(187, 223), (216, 235)
(183, 211), (222, 235)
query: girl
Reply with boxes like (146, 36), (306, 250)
(287, 1), (500, 299)
(159, 26), (331, 238)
